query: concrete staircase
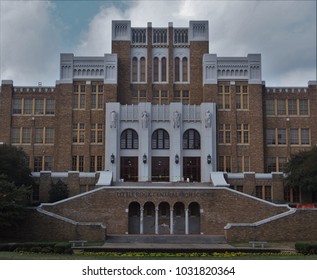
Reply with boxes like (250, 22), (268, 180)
(105, 234), (227, 244)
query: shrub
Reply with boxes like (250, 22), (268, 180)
(54, 242), (72, 254)
(295, 242), (317, 255)
(41, 247), (53, 254)
(30, 247), (42, 253)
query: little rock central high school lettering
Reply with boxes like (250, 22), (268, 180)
(116, 190), (213, 199)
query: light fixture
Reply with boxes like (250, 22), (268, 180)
(143, 154), (147, 164)
(110, 153), (115, 164)
(207, 154), (211, 164)
(175, 154), (179, 164)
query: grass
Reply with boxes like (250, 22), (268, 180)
(1, 251), (317, 260)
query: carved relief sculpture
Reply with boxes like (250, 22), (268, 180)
(205, 110), (212, 128)
(141, 111), (149, 128)
(173, 111), (181, 128)
(110, 110), (117, 128)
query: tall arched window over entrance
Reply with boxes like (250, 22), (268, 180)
(140, 57), (146, 82)
(120, 129), (138, 149)
(132, 57), (138, 82)
(153, 57), (159, 82)
(183, 129), (200, 149)
(152, 129), (169, 149)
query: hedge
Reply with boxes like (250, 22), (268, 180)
(0, 242), (72, 254)
(295, 242), (317, 255)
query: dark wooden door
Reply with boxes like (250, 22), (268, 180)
(151, 157), (169, 181)
(183, 157), (201, 182)
(120, 157), (138, 181)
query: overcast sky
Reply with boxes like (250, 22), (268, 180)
(0, 0), (316, 87)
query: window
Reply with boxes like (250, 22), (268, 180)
(278, 157), (287, 173)
(217, 85), (230, 110)
(45, 128), (55, 144)
(45, 99), (55, 115)
(132, 57), (138, 82)
(236, 85), (248, 110)
(35, 99), (44, 115)
(173, 90), (189, 104)
(218, 156), (231, 172)
(91, 84), (103, 109)
(120, 129), (138, 149)
(265, 157), (276, 173)
(35, 128), (43, 144)
(90, 156), (103, 172)
(91, 123), (103, 144)
(72, 123), (85, 143)
(72, 155), (84, 172)
(33, 156), (53, 172)
(153, 57), (159, 82)
(301, 128), (310, 145)
(183, 129), (200, 149)
(256, 186), (263, 199)
(152, 129), (169, 149)
(131, 90), (147, 104)
(299, 99), (308, 115)
(266, 129), (276, 145)
(237, 156), (250, 172)
(277, 128), (286, 144)
(288, 99), (297, 115)
(34, 156), (42, 172)
(140, 57), (146, 82)
(218, 124), (231, 144)
(22, 128), (31, 143)
(174, 57), (180, 82)
(290, 128), (299, 144)
(256, 185), (272, 200)
(161, 57), (167, 82)
(23, 98), (33, 114)
(11, 128), (20, 144)
(265, 157), (287, 172)
(152, 90), (169, 105)
(73, 84), (86, 109)
(265, 99), (275, 115)
(182, 57), (188, 82)
(237, 124), (249, 144)
(12, 98), (22, 114)
(277, 99), (286, 115)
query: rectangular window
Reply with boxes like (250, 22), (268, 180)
(299, 99), (308, 115)
(288, 99), (297, 115)
(290, 128), (299, 145)
(11, 128), (20, 144)
(218, 124), (231, 144)
(23, 98), (33, 114)
(265, 99), (275, 115)
(301, 128), (310, 145)
(22, 127), (31, 143)
(256, 186), (263, 199)
(218, 156), (231, 172)
(12, 98), (22, 114)
(73, 84), (86, 109)
(44, 156), (53, 171)
(91, 123), (103, 144)
(265, 186), (272, 201)
(34, 156), (43, 172)
(265, 157), (276, 173)
(278, 157), (287, 173)
(237, 124), (249, 144)
(46, 99), (55, 115)
(90, 156), (95, 172)
(236, 85), (248, 110)
(90, 156), (103, 172)
(72, 155), (84, 171)
(237, 156), (250, 172)
(277, 128), (286, 144)
(45, 128), (55, 144)
(277, 99), (286, 115)
(266, 129), (276, 145)
(35, 99), (44, 115)
(35, 128), (44, 144)
(131, 90), (147, 104)
(173, 90), (189, 104)
(73, 123), (85, 143)
(217, 85), (230, 110)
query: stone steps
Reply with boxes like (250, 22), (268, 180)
(105, 234), (227, 244)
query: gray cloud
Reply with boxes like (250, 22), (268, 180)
(1, 0), (316, 86)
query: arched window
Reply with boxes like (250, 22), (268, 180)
(152, 129), (169, 149)
(182, 57), (188, 82)
(161, 57), (167, 82)
(140, 57), (146, 82)
(175, 57), (180, 82)
(120, 129), (138, 149)
(153, 57), (159, 82)
(183, 129), (200, 149)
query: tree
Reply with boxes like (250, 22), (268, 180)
(49, 179), (69, 202)
(285, 147), (317, 192)
(0, 144), (33, 186)
(0, 175), (31, 229)
(0, 144), (33, 230)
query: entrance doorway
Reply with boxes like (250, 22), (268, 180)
(128, 202), (140, 234)
(183, 157), (201, 182)
(152, 157), (169, 181)
(120, 157), (138, 181)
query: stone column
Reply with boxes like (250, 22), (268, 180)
(185, 208), (189, 235)
(155, 206), (159, 234)
(140, 207), (144, 234)
(170, 208), (174, 234)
